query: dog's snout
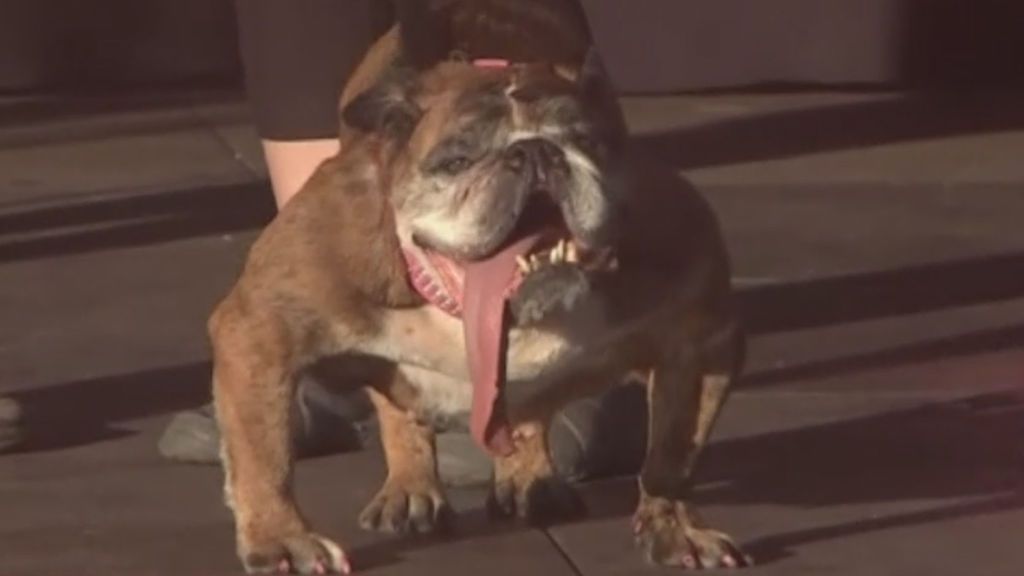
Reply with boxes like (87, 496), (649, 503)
(503, 138), (566, 186)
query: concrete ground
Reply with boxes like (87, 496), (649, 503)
(2, 88), (1023, 576)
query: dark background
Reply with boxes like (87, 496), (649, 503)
(0, 0), (240, 92)
(1, 0), (1022, 95)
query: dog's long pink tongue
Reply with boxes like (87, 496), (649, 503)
(462, 234), (544, 456)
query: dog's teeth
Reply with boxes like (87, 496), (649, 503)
(529, 254), (542, 269)
(516, 255), (530, 274)
(438, 295), (457, 312)
(549, 241), (563, 264)
(566, 241), (579, 263)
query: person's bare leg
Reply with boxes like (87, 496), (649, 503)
(262, 139), (340, 208)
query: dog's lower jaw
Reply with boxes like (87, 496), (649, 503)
(508, 264), (592, 325)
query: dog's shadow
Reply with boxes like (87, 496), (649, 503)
(591, 385), (1024, 562)
(697, 389), (1024, 562)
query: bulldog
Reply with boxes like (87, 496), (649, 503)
(210, 2), (750, 574)
(210, 54), (749, 573)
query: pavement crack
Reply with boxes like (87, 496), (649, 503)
(542, 527), (585, 576)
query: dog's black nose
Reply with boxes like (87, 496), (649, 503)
(504, 138), (567, 187)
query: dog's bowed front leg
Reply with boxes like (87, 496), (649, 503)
(634, 327), (751, 570)
(211, 309), (349, 575)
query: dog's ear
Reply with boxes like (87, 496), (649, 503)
(394, 0), (453, 69)
(341, 67), (422, 141)
(577, 47), (616, 103)
(576, 47), (628, 152)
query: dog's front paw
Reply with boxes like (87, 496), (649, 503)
(633, 497), (751, 570)
(359, 475), (453, 534)
(488, 472), (585, 526)
(240, 531), (349, 575)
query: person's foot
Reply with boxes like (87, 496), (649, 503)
(0, 397), (24, 453)
(549, 381), (648, 482)
(158, 379), (373, 464)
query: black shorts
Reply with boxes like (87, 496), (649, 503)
(234, 0), (396, 141)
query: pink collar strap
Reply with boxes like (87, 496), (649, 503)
(473, 58), (511, 69)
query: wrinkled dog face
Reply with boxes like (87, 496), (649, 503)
(343, 54), (627, 266)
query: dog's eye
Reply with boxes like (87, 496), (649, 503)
(570, 133), (603, 158)
(438, 156), (472, 175)
(575, 136), (592, 152)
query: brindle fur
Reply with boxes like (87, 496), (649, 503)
(212, 3), (749, 574)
